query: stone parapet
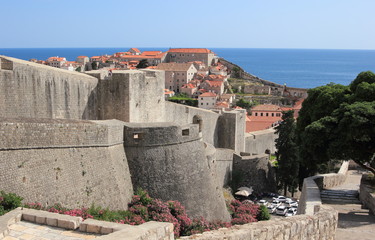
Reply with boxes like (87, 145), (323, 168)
(0, 119), (125, 150)
(181, 205), (337, 240)
(359, 174), (375, 215)
(298, 161), (349, 215)
(0, 208), (174, 240)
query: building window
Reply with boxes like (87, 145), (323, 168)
(266, 113), (269, 117)
(276, 113), (281, 117)
(261, 113), (263, 116)
(255, 113), (258, 116)
(207, 103), (208, 105)
(201, 103), (203, 105)
(272, 113), (274, 117)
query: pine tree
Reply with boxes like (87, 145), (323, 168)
(275, 110), (299, 196)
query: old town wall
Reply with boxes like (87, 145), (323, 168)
(0, 119), (133, 210)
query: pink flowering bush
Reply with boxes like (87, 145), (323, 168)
(23, 189), (262, 238)
(228, 200), (259, 225)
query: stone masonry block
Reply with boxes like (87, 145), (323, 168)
(86, 223), (101, 234)
(100, 226), (114, 235)
(46, 217), (58, 227)
(58, 218), (79, 230)
(35, 216), (46, 225)
(79, 222), (87, 232)
(21, 213), (36, 222)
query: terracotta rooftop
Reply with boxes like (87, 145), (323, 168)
(47, 57), (66, 61)
(129, 48), (141, 53)
(252, 104), (282, 111)
(200, 92), (217, 97)
(168, 48), (213, 53)
(77, 56), (88, 59)
(204, 80), (223, 87)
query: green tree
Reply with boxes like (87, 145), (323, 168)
(91, 62), (98, 70)
(297, 71), (375, 176)
(136, 59), (149, 69)
(275, 110), (299, 196)
(232, 66), (241, 78)
(75, 66), (81, 72)
(235, 98), (255, 111)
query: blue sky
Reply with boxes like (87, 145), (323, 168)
(1, 0), (374, 49)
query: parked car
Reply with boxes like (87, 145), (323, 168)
(276, 206), (288, 215)
(285, 201), (298, 208)
(285, 208), (297, 217)
(258, 199), (268, 206)
(267, 205), (277, 214)
(273, 196), (287, 203)
(271, 199), (281, 206)
(290, 205), (298, 212)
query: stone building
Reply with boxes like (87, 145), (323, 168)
(156, 62), (197, 93)
(198, 92), (217, 109)
(165, 48), (215, 66)
(46, 56), (66, 68)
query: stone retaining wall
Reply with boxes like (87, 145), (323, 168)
(0, 208), (174, 240)
(180, 163), (350, 240)
(298, 161), (349, 215)
(359, 174), (375, 215)
(181, 205), (337, 240)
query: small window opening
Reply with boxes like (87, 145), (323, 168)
(182, 129), (190, 136)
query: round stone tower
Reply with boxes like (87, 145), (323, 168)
(123, 122), (231, 222)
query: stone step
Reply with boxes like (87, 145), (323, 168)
(321, 193), (358, 198)
(321, 198), (361, 204)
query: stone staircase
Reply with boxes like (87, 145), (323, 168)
(321, 189), (361, 204)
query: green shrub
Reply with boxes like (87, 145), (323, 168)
(0, 191), (23, 211)
(257, 205), (270, 221)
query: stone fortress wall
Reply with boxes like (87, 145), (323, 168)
(0, 55), (278, 225)
(0, 55), (343, 239)
(0, 119), (133, 210)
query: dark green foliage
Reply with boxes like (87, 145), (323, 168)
(297, 71), (375, 176)
(168, 94), (198, 107)
(136, 59), (149, 69)
(275, 111), (299, 196)
(236, 98), (255, 111)
(0, 191), (23, 215)
(75, 66), (81, 72)
(91, 62), (98, 70)
(350, 71), (375, 92)
(232, 66), (241, 78)
(257, 205), (270, 221)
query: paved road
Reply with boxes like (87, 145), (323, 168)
(323, 170), (375, 240)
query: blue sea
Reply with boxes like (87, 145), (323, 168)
(1, 48), (374, 88)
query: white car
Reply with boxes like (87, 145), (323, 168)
(258, 199), (268, 206)
(276, 206), (287, 215)
(273, 196), (287, 203)
(285, 201), (298, 208)
(285, 208), (297, 217)
(267, 205), (276, 214)
(271, 200), (281, 206)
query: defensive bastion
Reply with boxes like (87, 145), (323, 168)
(0, 56), (341, 239)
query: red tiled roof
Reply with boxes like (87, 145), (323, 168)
(251, 104), (282, 111)
(168, 48), (213, 53)
(77, 56), (88, 58)
(182, 83), (195, 88)
(130, 48), (141, 53)
(200, 92), (217, 97)
(205, 80), (223, 87)
(216, 101), (229, 108)
(141, 51), (162, 56)
(47, 57), (66, 61)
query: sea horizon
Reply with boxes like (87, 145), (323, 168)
(1, 47), (374, 89)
